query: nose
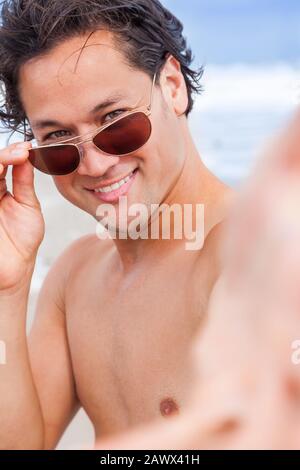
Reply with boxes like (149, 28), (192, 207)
(76, 141), (120, 176)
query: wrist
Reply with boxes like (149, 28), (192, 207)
(0, 262), (35, 299)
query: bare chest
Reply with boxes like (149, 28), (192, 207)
(65, 259), (206, 435)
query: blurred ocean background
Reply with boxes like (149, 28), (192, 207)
(0, 0), (299, 449)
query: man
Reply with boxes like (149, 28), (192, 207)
(0, 0), (233, 449)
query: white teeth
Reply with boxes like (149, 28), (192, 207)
(94, 172), (133, 194)
(101, 187), (111, 193)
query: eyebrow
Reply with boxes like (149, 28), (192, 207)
(31, 92), (127, 130)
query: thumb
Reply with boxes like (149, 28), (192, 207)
(12, 159), (40, 208)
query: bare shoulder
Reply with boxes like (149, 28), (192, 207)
(204, 185), (237, 251)
(38, 234), (113, 310)
(52, 233), (112, 270)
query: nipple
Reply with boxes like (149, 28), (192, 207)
(160, 397), (179, 417)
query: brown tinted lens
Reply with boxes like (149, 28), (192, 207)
(93, 112), (152, 155)
(28, 145), (80, 176)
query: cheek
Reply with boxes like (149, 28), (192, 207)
(52, 175), (77, 200)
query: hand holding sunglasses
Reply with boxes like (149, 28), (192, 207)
(27, 73), (157, 176)
(0, 139), (45, 291)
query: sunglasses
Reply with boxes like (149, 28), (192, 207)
(27, 73), (157, 176)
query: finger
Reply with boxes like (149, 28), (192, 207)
(0, 163), (8, 179)
(0, 141), (32, 167)
(12, 159), (40, 208)
(220, 110), (300, 285)
(246, 109), (300, 181)
(0, 174), (8, 201)
(270, 109), (300, 173)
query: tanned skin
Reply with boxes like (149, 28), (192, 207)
(0, 30), (234, 449)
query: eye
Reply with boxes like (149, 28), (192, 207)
(43, 129), (71, 142)
(103, 109), (127, 123)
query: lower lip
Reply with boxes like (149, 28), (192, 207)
(90, 170), (137, 203)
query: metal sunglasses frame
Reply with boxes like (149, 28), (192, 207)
(29, 72), (157, 164)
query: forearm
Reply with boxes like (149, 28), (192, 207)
(0, 271), (44, 449)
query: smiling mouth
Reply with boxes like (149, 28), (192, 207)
(94, 171), (134, 193)
(87, 169), (138, 202)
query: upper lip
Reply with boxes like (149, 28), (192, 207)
(85, 170), (136, 191)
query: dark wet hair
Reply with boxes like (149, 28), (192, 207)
(0, 0), (204, 140)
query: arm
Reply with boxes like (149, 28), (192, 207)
(0, 144), (46, 449)
(0, 142), (79, 449)
(0, 268), (45, 449)
(0, 245), (80, 450)
(28, 245), (80, 450)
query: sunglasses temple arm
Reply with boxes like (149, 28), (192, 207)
(148, 72), (157, 112)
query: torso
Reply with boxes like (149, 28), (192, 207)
(64, 224), (223, 440)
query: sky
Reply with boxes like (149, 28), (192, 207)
(162, 0), (300, 65)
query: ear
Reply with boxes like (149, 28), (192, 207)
(159, 54), (188, 117)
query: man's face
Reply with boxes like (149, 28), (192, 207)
(18, 30), (187, 228)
